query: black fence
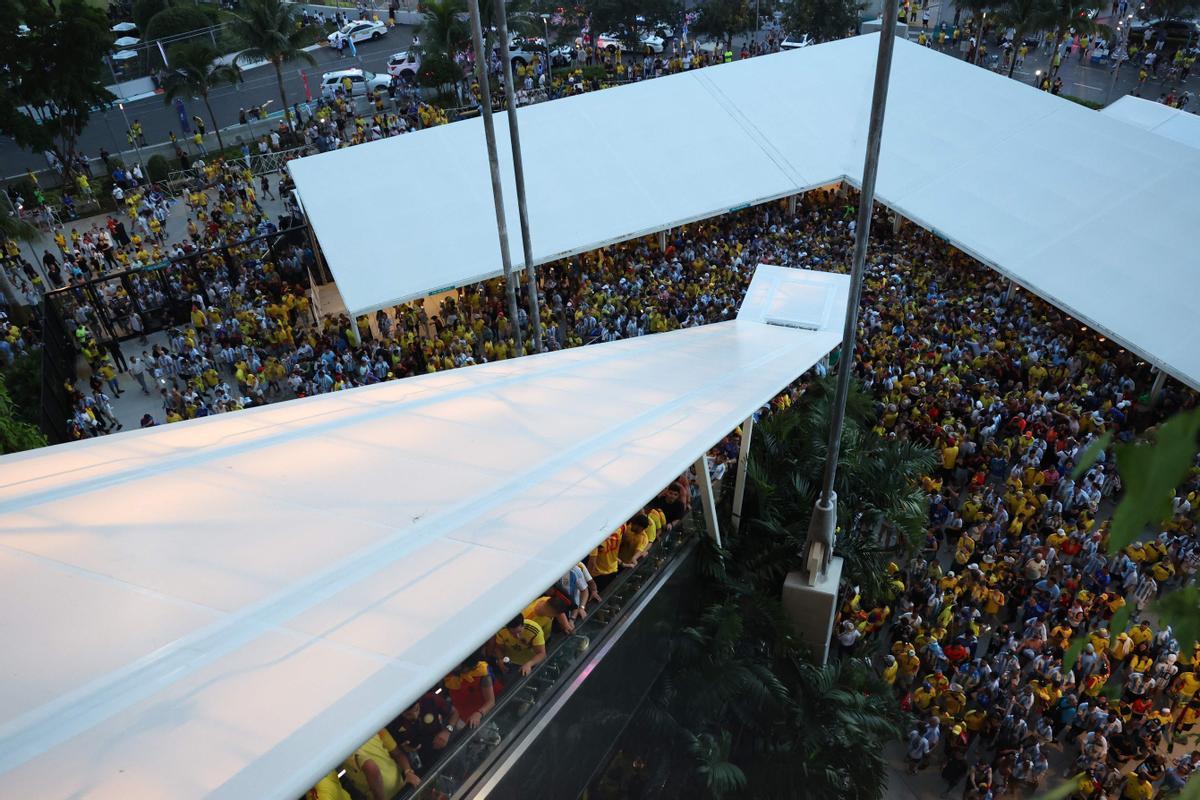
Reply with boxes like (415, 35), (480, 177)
(38, 220), (310, 443)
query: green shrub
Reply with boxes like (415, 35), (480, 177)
(1063, 94), (1105, 110)
(577, 64), (608, 82)
(147, 154), (170, 183)
(144, 5), (212, 42)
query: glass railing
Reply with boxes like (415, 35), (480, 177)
(407, 523), (695, 799)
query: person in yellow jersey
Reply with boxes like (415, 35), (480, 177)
(522, 592), (575, 640)
(342, 729), (419, 800)
(488, 614), (546, 676)
(588, 528), (624, 592)
(306, 771), (352, 800)
(618, 513), (651, 566)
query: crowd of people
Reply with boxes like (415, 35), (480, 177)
(6, 155), (1200, 799)
(816, 213), (1200, 796)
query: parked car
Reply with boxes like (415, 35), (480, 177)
(387, 50), (421, 80)
(319, 68), (390, 98)
(1130, 17), (1200, 51)
(781, 33), (814, 49)
(591, 31), (665, 53)
(327, 19), (388, 47)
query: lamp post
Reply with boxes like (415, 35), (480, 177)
(467, 0), (524, 353)
(800, 0), (899, 583)
(541, 13), (552, 90)
(1105, 13), (1133, 104)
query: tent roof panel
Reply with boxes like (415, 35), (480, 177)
(291, 35), (1200, 389)
(1101, 95), (1200, 148)
(0, 267), (848, 800)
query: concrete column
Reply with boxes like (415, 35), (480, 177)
(730, 416), (755, 534)
(781, 556), (844, 665)
(1150, 370), (1168, 404)
(694, 455), (722, 548)
(787, 195), (797, 215)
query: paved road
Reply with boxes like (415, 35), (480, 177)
(1, 22), (1193, 177)
(0, 26), (416, 176)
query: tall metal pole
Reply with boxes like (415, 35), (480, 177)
(803, 5), (898, 584)
(468, 0), (525, 353)
(495, 3), (544, 352)
(974, 11), (987, 65)
(105, 57), (148, 177)
(542, 14), (553, 90)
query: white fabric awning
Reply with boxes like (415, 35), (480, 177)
(290, 35), (1200, 390)
(0, 267), (847, 799)
(1101, 95), (1200, 149)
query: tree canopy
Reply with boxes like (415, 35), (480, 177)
(0, 0), (115, 180)
(781, 0), (862, 41)
(691, 0), (756, 48)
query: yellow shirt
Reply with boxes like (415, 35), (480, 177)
(521, 598), (557, 641)
(308, 772), (352, 800)
(619, 525), (648, 563)
(1175, 672), (1200, 698)
(343, 730), (400, 800)
(493, 619), (546, 665)
(588, 530), (622, 576)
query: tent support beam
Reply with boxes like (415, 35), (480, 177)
(788, 195), (797, 215)
(1151, 370), (1168, 404)
(468, 0), (524, 354)
(892, 213), (902, 235)
(1003, 279), (1014, 304)
(694, 455), (722, 548)
(658, 229), (667, 251)
(802, 0), (897, 586)
(731, 415), (754, 534)
(494, 1), (544, 354)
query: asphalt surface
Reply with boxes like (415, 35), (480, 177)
(0, 26), (417, 177)
(1, 19), (1194, 177)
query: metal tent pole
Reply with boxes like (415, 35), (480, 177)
(467, 0), (524, 354)
(802, 7), (898, 584)
(495, 1), (544, 353)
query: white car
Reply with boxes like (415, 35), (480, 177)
(319, 68), (391, 99)
(593, 31), (665, 53)
(387, 50), (421, 80)
(634, 16), (675, 38)
(327, 19), (388, 47)
(781, 33), (814, 49)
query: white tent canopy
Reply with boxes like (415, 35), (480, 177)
(1101, 95), (1200, 149)
(0, 267), (847, 799)
(291, 35), (1200, 390)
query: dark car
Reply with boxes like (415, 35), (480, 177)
(1130, 17), (1200, 52)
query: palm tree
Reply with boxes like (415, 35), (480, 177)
(419, 0), (468, 61)
(600, 381), (921, 799)
(739, 376), (935, 603)
(993, 0), (1051, 75)
(226, 0), (316, 131)
(1039, 0), (1104, 76)
(160, 43), (242, 152)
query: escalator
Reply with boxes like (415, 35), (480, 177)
(408, 532), (699, 800)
